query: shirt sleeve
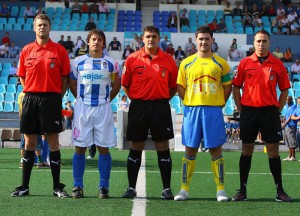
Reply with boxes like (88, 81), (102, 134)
(168, 56), (178, 89)
(177, 59), (187, 88)
(232, 59), (245, 87)
(121, 57), (132, 87)
(60, 47), (71, 77)
(17, 50), (25, 77)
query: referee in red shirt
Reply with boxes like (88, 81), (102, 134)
(11, 14), (70, 198)
(121, 25), (178, 199)
(232, 30), (292, 202)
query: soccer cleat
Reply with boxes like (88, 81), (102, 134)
(174, 190), (188, 201)
(216, 190), (228, 202)
(275, 191), (292, 202)
(19, 162), (23, 168)
(86, 156), (94, 160)
(11, 186), (29, 197)
(72, 187), (83, 198)
(37, 162), (50, 169)
(282, 157), (290, 161)
(99, 187), (109, 199)
(232, 190), (247, 201)
(288, 157), (297, 161)
(122, 187), (137, 198)
(161, 188), (174, 200)
(53, 183), (69, 198)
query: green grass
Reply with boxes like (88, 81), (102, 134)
(0, 148), (299, 216)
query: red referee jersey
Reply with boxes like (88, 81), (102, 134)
(233, 52), (290, 107)
(18, 39), (70, 93)
(122, 47), (178, 100)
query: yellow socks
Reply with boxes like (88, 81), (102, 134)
(180, 156), (196, 192)
(211, 155), (225, 191)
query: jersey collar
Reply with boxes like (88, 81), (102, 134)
(141, 47), (164, 59)
(250, 51), (277, 63)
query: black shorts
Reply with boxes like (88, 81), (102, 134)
(240, 106), (282, 143)
(126, 99), (174, 142)
(20, 93), (63, 134)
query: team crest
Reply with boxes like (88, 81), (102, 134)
(162, 70), (166, 78)
(73, 127), (80, 138)
(50, 61), (55, 68)
(102, 62), (108, 70)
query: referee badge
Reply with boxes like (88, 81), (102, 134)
(162, 70), (166, 78)
(50, 61), (55, 68)
(103, 62), (108, 70)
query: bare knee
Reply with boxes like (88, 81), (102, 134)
(241, 143), (255, 156)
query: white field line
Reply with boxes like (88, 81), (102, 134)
(131, 151), (146, 216)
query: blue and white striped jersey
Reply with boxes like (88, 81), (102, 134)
(70, 54), (117, 106)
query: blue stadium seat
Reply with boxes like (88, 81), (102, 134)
(105, 25), (114, 32)
(81, 13), (89, 21)
(0, 18), (6, 25)
(294, 89), (300, 98)
(181, 26), (189, 33)
(90, 13), (98, 21)
(153, 10), (160, 17)
(198, 10), (206, 17)
(245, 27), (253, 34)
(23, 24), (31, 30)
(14, 103), (19, 112)
(116, 26), (124, 32)
(233, 16), (242, 22)
(223, 105), (234, 115)
(69, 24), (77, 31)
(77, 24), (85, 31)
(171, 104), (182, 114)
(99, 14), (107, 21)
(0, 84), (5, 94)
(108, 14), (115, 21)
(111, 103), (118, 113)
(8, 18), (16, 25)
(0, 93), (4, 102)
(4, 93), (15, 103)
(118, 10), (125, 16)
(235, 27), (244, 34)
(170, 27), (178, 32)
(126, 10), (134, 16)
(59, 24), (68, 31)
(3, 102), (14, 112)
(170, 95), (181, 106)
(111, 96), (118, 104)
(8, 77), (18, 85)
(68, 93), (75, 103)
(17, 85), (23, 93)
(6, 84), (16, 94)
(124, 26), (132, 32)
(225, 16), (232, 23)
(72, 13), (80, 20)
(190, 25), (197, 33)
(4, 24), (13, 30)
(25, 18), (33, 25)
(207, 10), (214, 17)
(13, 24), (22, 30)
(3, 63), (11, 70)
(64, 7), (71, 14)
(261, 16), (269, 23)
(1, 69), (9, 77)
(216, 10), (224, 17)
(234, 21), (242, 27)
(0, 77), (8, 85)
(10, 6), (19, 18)
(254, 27), (262, 34)
(63, 13), (71, 19)
(161, 11), (169, 18)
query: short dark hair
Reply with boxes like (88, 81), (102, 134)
(195, 26), (213, 38)
(254, 29), (270, 40)
(34, 14), (51, 26)
(143, 25), (160, 36)
(86, 29), (106, 46)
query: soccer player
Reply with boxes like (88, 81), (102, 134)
(69, 29), (121, 199)
(225, 117), (233, 143)
(121, 25), (178, 199)
(232, 30), (292, 202)
(174, 26), (232, 202)
(11, 14), (70, 197)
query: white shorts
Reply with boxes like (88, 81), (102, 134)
(72, 101), (116, 148)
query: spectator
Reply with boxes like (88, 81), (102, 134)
(64, 0), (70, 8)
(268, 4), (277, 16)
(67, 49), (75, 59)
(274, 26), (285, 35)
(208, 19), (218, 32)
(75, 43), (87, 57)
(99, 0), (109, 17)
(184, 37), (195, 56)
(64, 36), (75, 53)
(211, 37), (219, 53)
(81, 1), (89, 14)
(85, 17), (96, 31)
(242, 14), (252, 28)
(89, 1), (99, 15)
(108, 37), (122, 52)
(231, 120), (240, 144)
(35, 5), (45, 16)
(252, 14), (262, 27)
(279, 14), (290, 28)
(224, 2), (233, 16)
(189, 44), (197, 56)
(122, 44), (134, 60)
(131, 33), (142, 51)
(227, 45), (242, 61)
(1, 32), (10, 45)
(0, 3), (10, 19)
(231, 38), (238, 49)
(0, 42), (9, 58)
(23, 4), (35, 19)
(71, 1), (81, 18)
(286, 3), (294, 14)
(291, 20), (300, 34)
(251, 3), (260, 17)
(57, 35), (65, 47)
(242, 4), (251, 17)
(160, 35), (172, 51)
(272, 47), (284, 59)
(75, 36), (85, 50)
(233, 3), (242, 16)
(8, 61), (18, 81)
(64, 101), (74, 130)
(260, 3), (268, 17)
(174, 45), (185, 61)
(291, 59), (300, 80)
(167, 11), (177, 28)
(216, 18), (227, 33)
(246, 47), (254, 56)
(180, 8), (189, 27)
(8, 41), (21, 58)
(287, 10), (297, 23)
(119, 95), (129, 111)
(277, 5), (285, 16)
(165, 43), (175, 57)
(282, 47), (293, 62)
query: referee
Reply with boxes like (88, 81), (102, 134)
(11, 14), (70, 198)
(121, 25), (178, 199)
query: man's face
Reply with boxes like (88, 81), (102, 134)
(297, 98), (300, 106)
(296, 60), (299, 65)
(88, 34), (103, 53)
(254, 33), (270, 57)
(34, 18), (50, 39)
(287, 97), (293, 105)
(142, 31), (160, 50)
(195, 33), (212, 53)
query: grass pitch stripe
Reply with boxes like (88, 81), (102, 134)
(131, 151), (146, 216)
